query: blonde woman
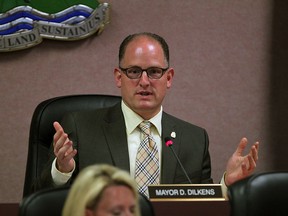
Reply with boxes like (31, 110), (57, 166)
(62, 164), (141, 216)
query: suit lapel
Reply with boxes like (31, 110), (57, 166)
(102, 104), (130, 172)
(101, 106), (181, 181)
(161, 112), (179, 184)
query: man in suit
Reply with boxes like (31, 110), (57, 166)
(35, 32), (259, 196)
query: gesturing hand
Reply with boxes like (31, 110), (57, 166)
(224, 137), (259, 186)
(53, 121), (77, 173)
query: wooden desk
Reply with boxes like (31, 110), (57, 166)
(0, 200), (230, 216)
(152, 200), (230, 216)
(0, 203), (19, 216)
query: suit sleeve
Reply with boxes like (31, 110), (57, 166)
(30, 112), (78, 194)
(200, 129), (213, 183)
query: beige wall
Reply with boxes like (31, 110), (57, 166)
(0, 0), (277, 202)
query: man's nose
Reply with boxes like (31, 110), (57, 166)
(139, 71), (150, 85)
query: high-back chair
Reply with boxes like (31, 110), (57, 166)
(23, 94), (122, 197)
(228, 171), (288, 216)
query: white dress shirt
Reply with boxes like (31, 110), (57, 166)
(121, 100), (162, 178)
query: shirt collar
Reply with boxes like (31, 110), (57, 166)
(121, 100), (162, 135)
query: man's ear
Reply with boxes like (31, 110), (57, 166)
(114, 68), (122, 88)
(166, 68), (174, 89)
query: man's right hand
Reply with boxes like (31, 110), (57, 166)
(53, 121), (77, 173)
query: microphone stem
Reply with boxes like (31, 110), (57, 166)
(169, 146), (192, 184)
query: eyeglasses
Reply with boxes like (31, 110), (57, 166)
(119, 66), (169, 79)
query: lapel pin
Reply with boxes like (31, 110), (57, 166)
(170, 131), (176, 139)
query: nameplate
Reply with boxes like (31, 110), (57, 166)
(148, 184), (224, 201)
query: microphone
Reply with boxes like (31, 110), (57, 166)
(165, 137), (192, 184)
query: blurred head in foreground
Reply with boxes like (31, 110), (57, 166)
(62, 164), (140, 216)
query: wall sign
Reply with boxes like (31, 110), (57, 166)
(0, 0), (109, 52)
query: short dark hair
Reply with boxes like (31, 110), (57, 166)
(118, 32), (170, 66)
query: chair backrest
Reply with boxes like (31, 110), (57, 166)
(19, 187), (155, 216)
(139, 193), (156, 216)
(228, 171), (288, 216)
(23, 94), (122, 197)
(19, 186), (69, 216)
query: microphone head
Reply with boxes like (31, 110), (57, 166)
(165, 137), (173, 147)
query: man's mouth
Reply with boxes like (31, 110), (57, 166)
(138, 91), (152, 96)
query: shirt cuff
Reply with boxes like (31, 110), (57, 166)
(220, 172), (228, 200)
(51, 158), (75, 185)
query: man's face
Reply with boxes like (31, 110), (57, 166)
(114, 36), (174, 119)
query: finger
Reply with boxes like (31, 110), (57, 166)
(56, 140), (73, 159)
(255, 141), (259, 147)
(54, 136), (72, 157)
(53, 129), (65, 148)
(63, 149), (77, 162)
(250, 144), (259, 162)
(247, 154), (256, 171)
(240, 156), (254, 175)
(63, 139), (75, 156)
(235, 137), (248, 156)
(254, 141), (260, 151)
(53, 121), (63, 132)
(65, 143), (74, 155)
(241, 162), (249, 176)
(53, 132), (69, 151)
(53, 122), (65, 147)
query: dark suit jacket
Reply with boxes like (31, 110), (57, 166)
(34, 103), (213, 191)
